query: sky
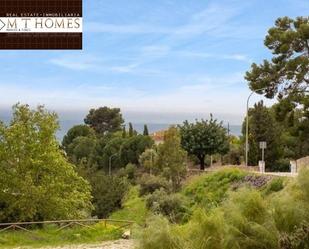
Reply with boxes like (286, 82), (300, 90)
(0, 0), (309, 125)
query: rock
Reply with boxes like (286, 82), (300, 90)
(122, 230), (131, 240)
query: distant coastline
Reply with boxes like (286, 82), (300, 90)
(57, 121), (242, 141)
(0, 114), (242, 141)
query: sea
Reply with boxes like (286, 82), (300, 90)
(57, 121), (242, 141)
(0, 112), (242, 141)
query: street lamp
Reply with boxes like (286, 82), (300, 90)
(109, 153), (118, 176)
(245, 87), (267, 167)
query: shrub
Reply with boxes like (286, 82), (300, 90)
(183, 168), (246, 209)
(139, 174), (171, 196)
(271, 168), (309, 233)
(146, 189), (190, 223)
(279, 223), (309, 249)
(223, 188), (279, 249)
(264, 177), (284, 195)
(90, 173), (129, 218)
(110, 186), (148, 225)
(137, 216), (184, 249)
(186, 209), (227, 249)
(273, 158), (291, 172)
(117, 163), (137, 183)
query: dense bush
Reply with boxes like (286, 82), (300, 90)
(120, 135), (154, 166)
(117, 163), (137, 183)
(90, 173), (129, 218)
(273, 158), (291, 172)
(146, 189), (190, 223)
(264, 177), (284, 195)
(137, 216), (184, 249)
(279, 223), (309, 249)
(0, 105), (92, 223)
(138, 168), (309, 249)
(139, 174), (171, 196)
(183, 168), (246, 209)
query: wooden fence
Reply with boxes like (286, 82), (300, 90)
(0, 218), (134, 233)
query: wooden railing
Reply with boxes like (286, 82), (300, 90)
(0, 218), (134, 233)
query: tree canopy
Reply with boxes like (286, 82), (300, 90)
(84, 106), (124, 135)
(0, 104), (92, 222)
(156, 127), (187, 190)
(179, 117), (229, 170)
(245, 16), (309, 101)
(242, 101), (282, 169)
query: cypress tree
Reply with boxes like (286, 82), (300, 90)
(129, 123), (134, 137)
(143, 124), (149, 136)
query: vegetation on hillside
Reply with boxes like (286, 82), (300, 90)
(137, 168), (309, 249)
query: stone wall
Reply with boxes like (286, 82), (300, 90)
(297, 156), (309, 170)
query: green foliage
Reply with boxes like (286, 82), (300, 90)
(139, 148), (158, 174)
(245, 16), (309, 100)
(143, 124), (149, 136)
(89, 172), (129, 218)
(120, 135), (154, 166)
(223, 188), (279, 249)
(264, 177), (284, 195)
(274, 158), (291, 172)
(67, 136), (98, 163)
(84, 106), (124, 135)
(156, 127), (187, 190)
(129, 122), (134, 137)
(146, 189), (190, 223)
(186, 209), (227, 249)
(0, 223), (122, 248)
(271, 168), (309, 234)
(183, 168), (246, 209)
(242, 101), (282, 168)
(139, 174), (171, 196)
(110, 186), (148, 225)
(279, 223), (309, 249)
(137, 216), (184, 249)
(138, 168), (309, 249)
(101, 136), (125, 171)
(117, 163), (137, 183)
(245, 16), (309, 160)
(62, 125), (95, 150)
(179, 116), (229, 170)
(0, 104), (92, 223)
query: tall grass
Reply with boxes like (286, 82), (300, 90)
(0, 223), (122, 248)
(110, 186), (148, 225)
(138, 168), (309, 249)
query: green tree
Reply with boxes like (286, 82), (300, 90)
(242, 101), (282, 169)
(122, 125), (127, 138)
(128, 122), (134, 137)
(120, 135), (154, 166)
(62, 125), (95, 150)
(156, 127), (187, 190)
(245, 16), (309, 160)
(179, 117), (229, 170)
(67, 136), (98, 165)
(89, 172), (128, 218)
(139, 148), (158, 174)
(84, 106), (124, 135)
(143, 124), (149, 136)
(0, 104), (92, 222)
(101, 137), (125, 172)
(245, 16), (309, 101)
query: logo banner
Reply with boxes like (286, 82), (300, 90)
(0, 0), (83, 49)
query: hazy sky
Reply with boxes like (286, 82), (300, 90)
(0, 0), (308, 124)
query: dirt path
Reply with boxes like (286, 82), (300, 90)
(16, 240), (136, 249)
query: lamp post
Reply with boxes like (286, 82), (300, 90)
(245, 87), (267, 167)
(109, 153), (118, 176)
